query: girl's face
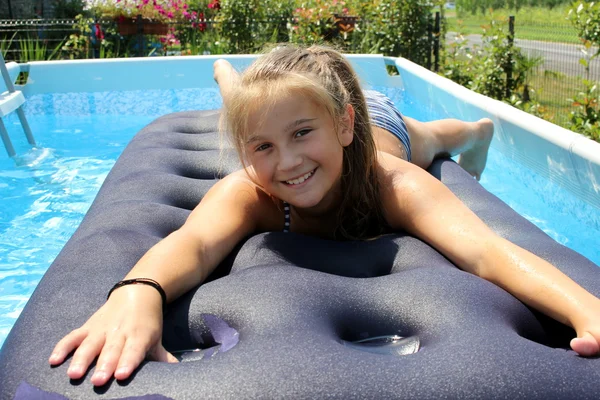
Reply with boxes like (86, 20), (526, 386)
(244, 93), (354, 213)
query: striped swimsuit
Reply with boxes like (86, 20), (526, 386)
(282, 90), (410, 233)
(364, 89), (412, 162)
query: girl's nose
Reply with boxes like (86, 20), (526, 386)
(277, 148), (303, 171)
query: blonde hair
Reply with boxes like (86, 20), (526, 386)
(221, 44), (387, 240)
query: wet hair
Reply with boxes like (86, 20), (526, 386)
(221, 44), (387, 240)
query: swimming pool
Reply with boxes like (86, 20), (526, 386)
(1, 55), (599, 348)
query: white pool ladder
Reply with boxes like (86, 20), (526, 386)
(0, 52), (35, 157)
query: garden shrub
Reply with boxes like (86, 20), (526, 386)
(288, 0), (356, 47)
(568, 1), (600, 140)
(214, 0), (294, 53)
(356, 0), (433, 64)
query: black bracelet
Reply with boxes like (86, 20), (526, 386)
(107, 278), (167, 312)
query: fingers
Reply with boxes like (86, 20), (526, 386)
(49, 327), (107, 381)
(570, 332), (600, 357)
(90, 333), (126, 386)
(49, 328), (88, 366)
(113, 337), (153, 381)
(67, 333), (107, 380)
(49, 289), (168, 386)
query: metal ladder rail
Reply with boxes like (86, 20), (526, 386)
(0, 52), (35, 157)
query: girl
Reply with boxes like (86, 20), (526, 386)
(50, 45), (600, 387)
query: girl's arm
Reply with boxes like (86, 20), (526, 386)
(378, 152), (600, 356)
(49, 174), (269, 386)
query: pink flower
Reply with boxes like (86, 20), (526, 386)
(167, 11), (173, 18)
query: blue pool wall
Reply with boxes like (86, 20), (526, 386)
(3, 54), (600, 210)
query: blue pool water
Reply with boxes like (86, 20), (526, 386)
(0, 86), (599, 347)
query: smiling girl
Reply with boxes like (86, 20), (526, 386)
(49, 44), (600, 387)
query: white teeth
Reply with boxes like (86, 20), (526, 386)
(286, 170), (314, 185)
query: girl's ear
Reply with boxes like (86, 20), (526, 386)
(338, 103), (355, 147)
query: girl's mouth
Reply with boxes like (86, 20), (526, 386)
(283, 168), (316, 186)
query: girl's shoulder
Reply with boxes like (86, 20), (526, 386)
(215, 169), (286, 233)
(375, 150), (414, 187)
(374, 151), (437, 228)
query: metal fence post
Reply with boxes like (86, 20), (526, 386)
(427, 14), (433, 70)
(433, 11), (440, 73)
(136, 14), (144, 57)
(506, 15), (515, 99)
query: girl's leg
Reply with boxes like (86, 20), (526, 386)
(404, 116), (494, 180)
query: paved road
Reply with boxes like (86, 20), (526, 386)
(447, 33), (600, 80)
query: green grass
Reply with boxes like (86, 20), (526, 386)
(528, 70), (583, 128)
(444, 6), (579, 44)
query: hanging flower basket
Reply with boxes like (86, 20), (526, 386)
(115, 17), (169, 36)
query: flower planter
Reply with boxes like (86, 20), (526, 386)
(115, 17), (169, 36)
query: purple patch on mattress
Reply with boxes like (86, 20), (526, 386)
(202, 313), (239, 352)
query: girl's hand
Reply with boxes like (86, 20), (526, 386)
(48, 285), (178, 386)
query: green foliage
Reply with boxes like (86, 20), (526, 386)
(18, 36), (64, 62)
(212, 0), (434, 61)
(567, 79), (600, 141)
(214, 0), (293, 53)
(288, 0), (353, 46)
(356, 0), (433, 64)
(568, 1), (600, 53)
(440, 24), (473, 87)
(62, 15), (94, 59)
(566, 2), (600, 140)
(1, 33), (17, 60)
(506, 93), (546, 118)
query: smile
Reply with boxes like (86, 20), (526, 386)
(284, 169), (316, 186)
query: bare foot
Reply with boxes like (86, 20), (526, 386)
(213, 59), (240, 102)
(458, 118), (494, 180)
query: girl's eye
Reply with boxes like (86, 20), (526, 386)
(255, 143), (271, 152)
(295, 129), (311, 138)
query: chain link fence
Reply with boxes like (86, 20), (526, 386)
(0, 18), (77, 61)
(513, 21), (596, 127)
